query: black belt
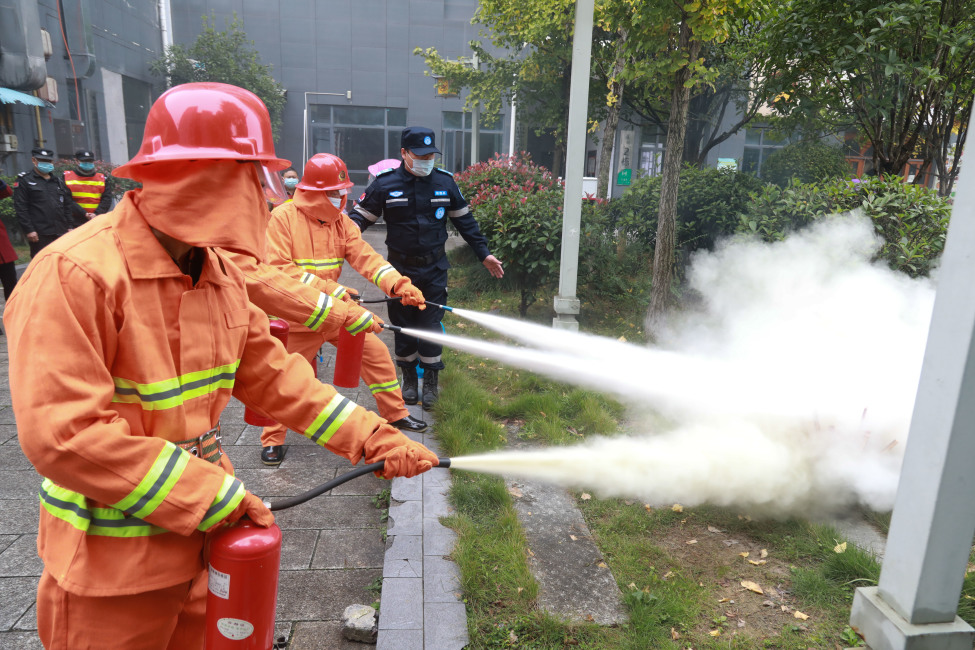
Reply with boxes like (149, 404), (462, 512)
(386, 248), (445, 267)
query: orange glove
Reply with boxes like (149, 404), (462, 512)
(209, 491), (274, 530)
(344, 302), (384, 335)
(391, 276), (426, 310)
(364, 424), (440, 478)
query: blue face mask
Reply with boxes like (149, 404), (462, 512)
(36, 162), (55, 174)
(79, 162), (95, 173)
(284, 178), (299, 189)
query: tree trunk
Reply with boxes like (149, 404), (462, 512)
(647, 19), (701, 333)
(596, 79), (623, 198)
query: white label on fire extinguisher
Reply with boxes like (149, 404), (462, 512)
(208, 564), (231, 600)
(217, 618), (254, 640)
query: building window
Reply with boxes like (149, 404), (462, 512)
(121, 77), (152, 160)
(638, 128), (666, 177)
(309, 106), (406, 187)
(442, 111), (503, 174)
(742, 127), (790, 176)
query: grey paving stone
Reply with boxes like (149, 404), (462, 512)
(0, 426), (19, 446)
(272, 495), (380, 530)
(422, 484), (453, 519)
(0, 472), (41, 501)
(424, 602), (469, 650)
(0, 535), (41, 577)
(377, 577), (423, 630)
(0, 446), (32, 471)
(0, 501), (37, 534)
(275, 568), (381, 621)
(386, 500), (422, 537)
(13, 603), (34, 631)
(0, 536), (15, 555)
(424, 555), (463, 604)
(383, 534), (422, 578)
(329, 467), (387, 496)
(423, 518), (458, 557)
(423, 466), (451, 489)
(279, 529), (319, 571)
(289, 620), (375, 650)
(0, 631), (43, 649)
(0, 409), (17, 426)
(235, 466), (338, 498)
(312, 528), (385, 569)
(391, 475), (422, 502)
(376, 628), (424, 650)
(0, 577), (37, 630)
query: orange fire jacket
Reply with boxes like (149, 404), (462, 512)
(5, 197), (390, 597)
(265, 201), (406, 311)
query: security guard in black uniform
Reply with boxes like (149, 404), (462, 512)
(351, 127), (504, 409)
(13, 148), (83, 258)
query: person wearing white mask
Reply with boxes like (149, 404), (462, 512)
(350, 127), (503, 410)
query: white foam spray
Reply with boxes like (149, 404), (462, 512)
(413, 214), (936, 517)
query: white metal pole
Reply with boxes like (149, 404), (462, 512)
(553, 0), (595, 331)
(508, 95), (517, 157)
(470, 52), (480, 166)
(849, 108), (975, 649)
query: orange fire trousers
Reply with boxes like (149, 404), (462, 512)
(36, 568), (208, 650)
(260, 329), (408, 447)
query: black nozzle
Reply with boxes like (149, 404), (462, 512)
(380, 323), (403, 333)
(438, 457), (451, 468)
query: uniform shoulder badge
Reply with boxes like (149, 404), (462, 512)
(16, 171), (26, 177)
(434, 167), (453, 176)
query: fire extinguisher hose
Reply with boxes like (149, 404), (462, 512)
(267, 457), (452, 511)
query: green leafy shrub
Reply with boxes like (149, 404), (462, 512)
(0, 174), (25, 247)
(456, 154), (563, 316)
(761, 140), (852, 187)
(737, 177), (950, 277)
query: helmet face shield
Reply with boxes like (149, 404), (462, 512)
(256, 164), (288, 207)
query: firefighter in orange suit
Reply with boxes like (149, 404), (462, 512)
(257, 153), (428, 465)
(3, 82), (439, 650)
(63, 150), (113, 218)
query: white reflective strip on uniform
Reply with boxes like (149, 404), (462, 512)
(395, 352), (419, 363)
(431, 198), (450, 203)
(419, 354), (442, 364)
(385, 198), (408, 204)
(354, 206), (379, 223)
(447, 207), (470, 218)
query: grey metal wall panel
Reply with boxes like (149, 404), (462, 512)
(409, 0), (445, 26)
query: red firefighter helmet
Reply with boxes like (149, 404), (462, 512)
(297, 153), (355, 191)
(113, 82), (290, 179)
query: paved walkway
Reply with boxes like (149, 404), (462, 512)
(0, 227), (467, 649)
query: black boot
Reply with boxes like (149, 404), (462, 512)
(401, 364), (418, 405)
(421, 369), (439, 411)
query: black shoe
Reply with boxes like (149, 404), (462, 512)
(261, 445), (285, 466)
(421, 369), (439, 411)
(390, 414), (428, 433)
(401, 364), (419, 405)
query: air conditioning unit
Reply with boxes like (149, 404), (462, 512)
(40, 29), (53, 60)
(37, 77), (58, 104)
(0, 134), (18, 153)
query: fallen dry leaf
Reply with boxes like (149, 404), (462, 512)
(748, 559), (767, 566)
(628, 582), (637, 590)
(794, 611), (810, 621)
(762, 600), (775, 607)
(597, 562), (608, 569)
(569, 534), (578, 541)
(580, 493), (592, 501)
(507, 486), (523, 498)
(672, 504), (684, 513)
(527, 548), (535, 557)
(686, 539), (698, 545)
(834, 542), (848, 553)
(737, 618), (746, 628)
(718, 597), (730, 603)
(781, 605), (790, 613)
(517, 587), (524, 593)
(508, 630), (518, 643)
(624, 500), (634, 506)
(671, 627), (681, 640)
(663, 571), (674, 580)
(760, 548), (768, 559)
(707, 525), (725, 533)
(739, 552), (750, 558)
(741, 580), (764, 594)
(644, 504), (652, 511)
(709, 629), (721, 637)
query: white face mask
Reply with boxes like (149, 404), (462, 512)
(329, 196), (344, 209)
(409, 155), (435, 176)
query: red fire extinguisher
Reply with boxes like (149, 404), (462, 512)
(206, 520), (282, 649)
(332, 326), (365, 388)
(244, 319), (290, 427)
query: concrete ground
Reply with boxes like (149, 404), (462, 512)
(0, 226), (467, 649)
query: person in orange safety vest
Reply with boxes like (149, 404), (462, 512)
(63, 149), (113, 218)
(254, 153), (429, 466)
(3, 82), (439, 650)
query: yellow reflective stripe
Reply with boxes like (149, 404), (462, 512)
(112, 360), (240, 410)
(197, 474), (245, 531)
(369, 379), (400, 395)
(303, 292), (333, 329)
(39, 479), (168, 537)
(305, 394), (357, 444)
(345, 311), (373, 335)
(65, 180), (105, 187)
(372, 264), (394, 288)
(294, 258), (343, 271)
(112, 444), (189, 518)
(329, 285), (347, 299)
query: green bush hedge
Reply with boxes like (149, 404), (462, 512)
(737, 177), (949, 277)
(760, 140), (852, 188)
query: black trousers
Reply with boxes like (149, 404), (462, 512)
(387, 261), (448, 371)
(0, 262), (17, 300)
(28, 233), (62, 259)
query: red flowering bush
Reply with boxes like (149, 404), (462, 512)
(456, 154), (564, 316)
